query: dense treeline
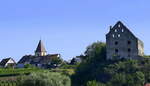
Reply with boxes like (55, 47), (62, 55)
(72, 41), (150, 86)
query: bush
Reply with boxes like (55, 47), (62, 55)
(18, 71), (71, 86)
(87, 80), (106, 86)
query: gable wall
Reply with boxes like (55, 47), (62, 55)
(106, 22), (141, 59)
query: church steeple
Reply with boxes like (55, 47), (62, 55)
(35, 40), (47, 56)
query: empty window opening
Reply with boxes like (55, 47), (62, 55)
(115, 41), (118, 45)
(118, 34), (121, 37)
(112, 34), (115, 38)
(115, 49), (119, 53)
(118, 24), (121, 28)
(115, 29), (117, 32)
(128, 41), (131, 45)
(128, 48), (131, 52)
(122, 29), (124, 32)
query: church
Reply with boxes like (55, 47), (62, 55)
(17, 40), (61, 68)
(106, 21), (144, 60)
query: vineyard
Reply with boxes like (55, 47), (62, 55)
(0, 68), (47, 86)
(0, 81), (18, 86)
(0, 68), (73, 86)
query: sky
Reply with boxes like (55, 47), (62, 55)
(0, 0), (150, 61)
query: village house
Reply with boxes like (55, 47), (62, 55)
(0, 58), (16, 68)
(106, 21), (144, 60)
(17, 40), (61, 68)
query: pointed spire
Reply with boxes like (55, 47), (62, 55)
(35, 40), (47, 56)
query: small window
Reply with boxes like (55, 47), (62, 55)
(118, 34), (120, 37)
(112, 34), (115, 38)
(128, 41), (131, 45)
(115, 29), (117, 32)
(115, 49), (119, 53)
(122, 29), (124, 32)
(115, 41), (118, 45)
(128, 48), (131, 52)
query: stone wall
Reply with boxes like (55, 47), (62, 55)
(106, 21), (144, 59)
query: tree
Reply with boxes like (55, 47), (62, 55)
(105, 60), (145, 86)
(50, 57), (63, 68)
(72, 41), (147, 86)
(84, 41), (106, 61)
(72, 41), (107, 86)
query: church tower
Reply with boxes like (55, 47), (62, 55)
(35, 40), (47, 56)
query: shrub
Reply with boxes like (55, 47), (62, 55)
(18, 72), (71, 86)
(87, 80), (106, 86)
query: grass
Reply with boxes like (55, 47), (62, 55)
(0, 68), (46, 76)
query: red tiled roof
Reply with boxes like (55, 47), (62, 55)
(145, 83), (150, 86)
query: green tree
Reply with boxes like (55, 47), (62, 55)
(105, 60), (145, 86)
(72, 41), (147, 86)
(72, 41), (107, 86)
(50, 57), (63, 67)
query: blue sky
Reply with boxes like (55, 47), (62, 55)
(0, 0), (150, 61)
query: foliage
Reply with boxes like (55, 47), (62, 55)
(2, 41), (150, 86)
(50, 69), (75, 76)
(18, 72), (71, 86)
(0, 81), (18, 86)
(72, 41), (149, 86)
(72, 41), (107, 86)
(70, 58), (81, 65)
(60, 62), (79, 69)
(143, 55), (150, 58)
(84, 41), (106, 61)
(87, 80), (106, 86)
(50, 57), (63, 67)
(0, 68), (42, 76)
(24, 64), (36, 68)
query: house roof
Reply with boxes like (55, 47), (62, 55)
(18, 54), (60, 64)
(145, 83), (150, 86)
(35, 40), (46, 52)
(0, 58), (16, 66)
(18, 55), (34, 64)
(32, 54), (60, 64)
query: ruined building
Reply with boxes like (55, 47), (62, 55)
(106, 21), (144, 59)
